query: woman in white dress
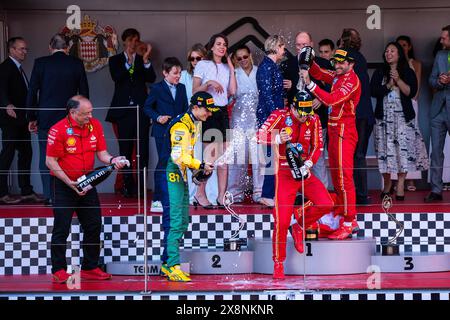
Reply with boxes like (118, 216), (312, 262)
(227, 45), (264, 203)
(192, 34), (237, 209)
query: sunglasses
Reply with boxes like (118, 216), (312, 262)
(236, 55), (249, 61)
(189, 56), (203, 62)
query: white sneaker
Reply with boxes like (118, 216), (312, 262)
(150, 201), (163, 212)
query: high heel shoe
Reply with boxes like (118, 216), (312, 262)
(380, 191), (392, 199)
(216, 198), (225, 210)
(193, 197), (215, 210)
(395, 194), (405, 201)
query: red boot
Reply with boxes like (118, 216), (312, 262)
(290, 224), (304, 253)
(328, 224), (353, 240)
(351, 219), (360, 234)
(273, 262), (285, 280)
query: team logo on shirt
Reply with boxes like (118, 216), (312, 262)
(284, 127), (293, 136)
(66, 128), (73, 135)
(285, 116), (293, 126)
(305, 129), (311, 139)
(66, 137), (76, 147)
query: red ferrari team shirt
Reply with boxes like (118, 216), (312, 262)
(46, 116), (107, 181)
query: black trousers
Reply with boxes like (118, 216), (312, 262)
(0, 124), (33, 197)
(353, 118), (374, 200)
(50, 177), (102, 273)
(116, 113), (150, 193)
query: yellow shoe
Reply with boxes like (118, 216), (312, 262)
(161, 263), (190, 277)
(167, 265), (191, 282)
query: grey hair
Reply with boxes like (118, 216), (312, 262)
(49, 33), (68, 50)
(264, 35), (286, 55)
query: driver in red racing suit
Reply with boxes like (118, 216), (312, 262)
(257, 91), (333, 279)
(301, 48), (361, 241)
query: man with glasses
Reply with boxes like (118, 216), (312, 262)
(301, 48), (361, 240)
(257, 91), (333, 279)
(0, 37), (43, 204)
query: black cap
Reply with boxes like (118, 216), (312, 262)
(292, 91), (314, 116)
(190, 91), (219, 112)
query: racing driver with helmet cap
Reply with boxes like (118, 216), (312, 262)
(257, 91), (333, 279)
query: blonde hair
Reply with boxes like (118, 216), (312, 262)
(186, 43), (207, 75)
(264, 35), (286, 55)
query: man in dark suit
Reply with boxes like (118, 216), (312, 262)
(27, 34), (89, 204)
(338, 28), (375, 205)
(0, 37), (43, 204)
(144, 57), (188, 259)
(426, 25), (450, 203)
(106, 28), (156, 197)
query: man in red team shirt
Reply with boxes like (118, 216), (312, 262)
(300, 48), (361, 240)
(257, 91), (333, 279)
(46, 95), (128, 284)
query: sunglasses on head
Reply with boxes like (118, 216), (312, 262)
(189, 56), (202, 62)
(236, 55), (249, 61)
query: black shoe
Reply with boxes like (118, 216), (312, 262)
(356, 196), (371, 205)
(395, 194), (405, 201)
(216, 198), (225, 210)
(0, 194), (21, 205)
(44, 198), (52, 206)
(380, 192), (392, 199)
(424, 192), (443, 203)
(193, 197), (215, 210)
(21, 192), (45, 203)
(122, 187), (137, 198)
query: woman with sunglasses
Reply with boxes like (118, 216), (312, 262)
(192, 34), (237, 209)
(180, 43), (207, 101)
(227, 45), (264, 204)
(180, 44), (209, 206)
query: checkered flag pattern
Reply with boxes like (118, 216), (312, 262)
(0, 212), (449, 275)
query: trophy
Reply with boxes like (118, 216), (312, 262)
(381, 194), (404, 256)
(222, 191), (246, 251)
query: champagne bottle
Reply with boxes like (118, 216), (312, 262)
(286, 142), (305, 180)
(76, 164), (116, 193)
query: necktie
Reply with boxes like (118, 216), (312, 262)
(169, 84), (176, 100)
(19, 66), (29, 88)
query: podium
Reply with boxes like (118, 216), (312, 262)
(106, 238), (450, 276)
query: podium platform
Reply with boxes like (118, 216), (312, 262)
(105, 237), (450, 276)
(250, 237), (376, 275)
(372, 252), (450, 273)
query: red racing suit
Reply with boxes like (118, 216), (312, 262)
(308, 61), (361, 222)
(257, 109), (333, 263)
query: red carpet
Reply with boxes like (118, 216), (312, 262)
(0, 272), (448, 293)
(0, 190), (448, 218)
